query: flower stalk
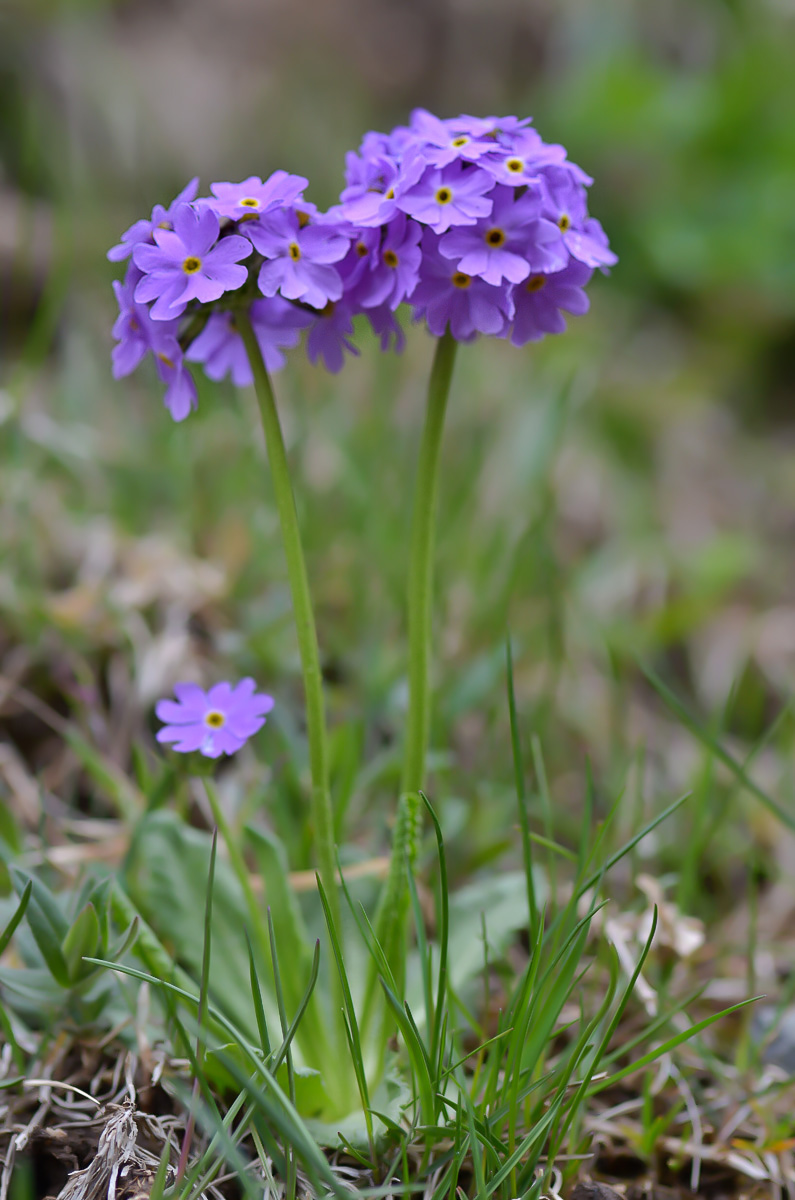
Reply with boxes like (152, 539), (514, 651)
(364, 329), (457, 1029)
(236, 310), (340, 937)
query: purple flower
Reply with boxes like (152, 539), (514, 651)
(111, 272), (180, 378)
(438, 186), (566, 286)
(366, 304), (405, 353)
(397, 161), (494, 234)
(482, 128), (568, 186)
(354, 214), (423, 310)
(107, 177), (199, 262)
(540, 167), (617, 269)
(133, 204), (252, 319)
(248, 209), (350, 310)
(306, 301), (360, 373)
(337, 227), (382, 292)
(206, 171), (308, 221)
(154, 348), (199, 421)
(156, 679), (275, 758)
(509, 259), (593, 346)
(110, 269), (198, 420)
(406, 108), (499, 167)
(411, 232), (514, 340)
(186, 297), (313, 384)
(455, 114), (533, 138)
(339, 155), (408, 227)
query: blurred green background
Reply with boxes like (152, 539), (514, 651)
(2, 0), (795, 920)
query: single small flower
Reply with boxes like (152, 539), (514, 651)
(133, 204), (252, 319)
(539, 167), (618, 269)
(107, 177), (200, 262)
(153, 346), (199, 421)
(509, 259), (593, 346)
(482, 128), (567, 186)
(337, 226), (382, 292)
(111, 269), (198, 420)
(410, 231), (514, 340)
(366, 303), (406, 353)
(355, 214), (423, 310)
(156, 679), (275, 758)
(248, 208), (351, 310)
(406, 108), (499, 167)
(438, 185), (566, 286)
(339, 155), (407, 227)
(111, 272), (180, 378)
(306, 300), (360, 372)
(206, 171), (308, 221)
(397, 160), (494, 234)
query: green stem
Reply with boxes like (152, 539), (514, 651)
(237, 312), (340, 935)
(401, 328), (458, 800)
(364, 331), (457, 1027)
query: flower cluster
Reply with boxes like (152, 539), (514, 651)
(110, 111), (615, 418)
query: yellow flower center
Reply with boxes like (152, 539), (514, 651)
(557, 214), (571, 232)
(156, 352), (175, 368)
(182, 256), (202, 274)
(296, 210), (311, 229)
(452, 272), (472, 289)
(506, 158), (524, 174)
(383, 249), (399, 268)
(485, 227), (506, 247)
(451, 136), (469, 148)
(240, 197), (259, 208)
(435, 187), (453, 205)
(385, 188), (395, 200)
(288, 242), (302, 261)
(526, 275), (546, 292)
(204, 710), (225, 729)
(356, 241), (368, 257)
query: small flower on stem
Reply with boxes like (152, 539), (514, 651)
(205, 171), (308, 221)
(397, 161), (494, 234)
(133, 204), (252, 319)
(156, 679), (275, 758)
(248, 209), (351, 310)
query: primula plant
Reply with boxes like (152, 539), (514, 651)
(4, 107), (754, 1199)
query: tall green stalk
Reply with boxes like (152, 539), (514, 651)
(365, 330), (457, 1020)
(237, 311), (340, 936)
(400, 328), (458, 801)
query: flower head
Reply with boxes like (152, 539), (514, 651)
(108, 109), (616, 401)
(156, 679), (275, 758)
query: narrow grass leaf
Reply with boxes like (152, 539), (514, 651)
(639, 661), (795, 830)
(506, 638), (537, 931)
(0, 879), (31, 956)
